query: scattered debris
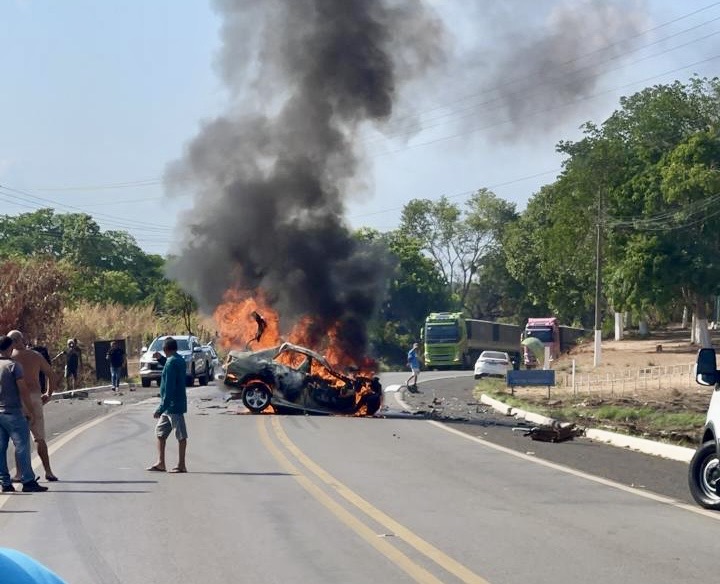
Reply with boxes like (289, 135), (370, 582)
(377, 533), (395, 538)
(521, 422), (580, 443)
(102, 400), (122, 406)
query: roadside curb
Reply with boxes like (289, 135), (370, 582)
(52, 382), (133, 400)
(480, 393), (696, 464)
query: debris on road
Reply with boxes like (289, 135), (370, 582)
(518, 422), (581, 443)
(102, 399), (122, 406)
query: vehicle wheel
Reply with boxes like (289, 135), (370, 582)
(363, 393), (382, 416)
(474, 374), (480, 380)
(688, 440), (720, 509)
(141, 378), (151, 388)
(209, 365), (215, 382)
(199, 370), (209, 386)
(242, 382), (272, 414)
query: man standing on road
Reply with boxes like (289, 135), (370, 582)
(52, 339), (81, 391)
(106, 340), (126, 391)
(7, 330), (59, 482)
(406, 342), (422, 393)
(146, 337), (188, 473)
(0, 335), (47, 493)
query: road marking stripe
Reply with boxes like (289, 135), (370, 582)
(257, 417), (445, 584)
(0, 398), (157, 512)
(427, 420), (720, 521)
(271, 416), (491, 584)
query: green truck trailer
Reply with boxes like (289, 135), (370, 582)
(421, 312), (522, 369)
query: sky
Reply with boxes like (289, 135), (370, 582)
(1, 0), (719, 256)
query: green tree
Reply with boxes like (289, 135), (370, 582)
(399, 189), (516, 310)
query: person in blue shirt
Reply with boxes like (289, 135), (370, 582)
(146, 337), (188, 473)
(405, 342), (422, 393)
(0, 548), (66, 583)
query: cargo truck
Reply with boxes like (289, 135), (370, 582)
(421, 312), (522, 369)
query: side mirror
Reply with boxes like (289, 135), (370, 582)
(696, 347), (718, 386)
(193, 346), (203, 353)
(141, 346), (147, 353)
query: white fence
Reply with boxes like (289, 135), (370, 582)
(556, 363), (695, 397)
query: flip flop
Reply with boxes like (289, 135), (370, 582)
(146, 465), (166, 472)
(168, 468), (187, 473)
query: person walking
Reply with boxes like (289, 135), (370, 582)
(0, 335), (47, 493)
(52, 339), (82, 391)
(106, 340), (126, 391)
(406, 342), (422, 393)
(146, 337), (188, 473)
(7, 330), (59, 482)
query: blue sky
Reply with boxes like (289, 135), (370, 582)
(1, 1), (719, 255)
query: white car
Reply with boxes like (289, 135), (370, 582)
(474, 351), (512, 379)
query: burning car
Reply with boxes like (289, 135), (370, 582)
(222, 342), (382, 416)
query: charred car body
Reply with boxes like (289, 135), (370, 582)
(222, 342), (382, 416)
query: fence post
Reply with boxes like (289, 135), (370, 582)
(572, 360), (576, 396)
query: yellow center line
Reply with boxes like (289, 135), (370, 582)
(256, 417), (444, 584)
(270, 416), (491, 584)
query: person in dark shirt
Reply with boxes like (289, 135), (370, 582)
(52, 340), (82, 391)
(106, 340), (126, 391)
(146, 337), (188, 473)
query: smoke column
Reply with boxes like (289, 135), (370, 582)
(165, 0), (446, 356)
(484, 0), (647, 136)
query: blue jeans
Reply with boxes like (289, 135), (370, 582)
(0, 411), (34, 486)
(110, 366), (122, 388)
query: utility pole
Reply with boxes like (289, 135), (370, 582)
(593, 190), (603, 367)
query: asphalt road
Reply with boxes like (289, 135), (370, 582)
(0, 374), (715, 584)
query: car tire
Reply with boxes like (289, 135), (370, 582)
(186, 365), (195, 387)
(474, 374), (480, 380)
(688, 440), (720, 509)
(242, 382), (272, 414)
(155, 378), (161, 387)
(209, 365), (215, 382)
(199, 371), (209, 386)
(141, 378), (151, 388)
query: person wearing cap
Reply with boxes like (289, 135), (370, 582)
(0, 335), (47, 493)
(7, 330), (59, 482)
(52, 339), (82, 391)
(405, 342), (422, 393)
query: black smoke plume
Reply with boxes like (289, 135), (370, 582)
(165, 0), (445, 356)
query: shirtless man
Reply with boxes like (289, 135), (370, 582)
(8, 330), (59, 482)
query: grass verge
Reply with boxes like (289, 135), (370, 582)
(476, 381), (705, 447)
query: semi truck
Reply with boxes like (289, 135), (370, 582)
(422, 312), (522, 369)
(522, 317), (588, 368)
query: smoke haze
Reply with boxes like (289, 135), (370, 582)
(166, 0), (446, 356)
(167, 0), (650, 354)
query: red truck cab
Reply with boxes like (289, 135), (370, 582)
(523, 317), (560, 368)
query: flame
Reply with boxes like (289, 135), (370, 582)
(214, 289), (379, 416)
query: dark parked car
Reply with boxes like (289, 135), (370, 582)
(222, 342), (382, 416)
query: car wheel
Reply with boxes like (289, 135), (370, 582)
(688, 440), (720, 509)
(199, 371), (209, 386)
(474, 374), (480, 380)
(186, 365), (195, 387)
(242, 382), (272, 414)
(209, 365), (215, 382)
(141, 378), (151, 388)
(155, 378), (161, 387)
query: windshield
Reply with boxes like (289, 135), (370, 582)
(525, 328), (553, 343)
(149, 338), (190, 352)
(481, 352), (508, 361)
(425, 323), (460, 343)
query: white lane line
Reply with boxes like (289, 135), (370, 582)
(428, 420), (720, 521)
